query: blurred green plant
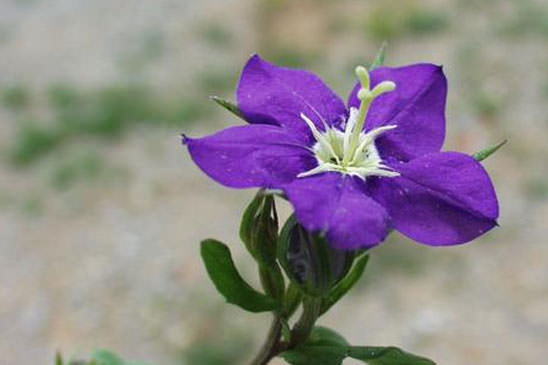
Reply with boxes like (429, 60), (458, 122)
(469, 91), (501, 119)
(56, 349), (148, 365)
(497, 0), (548, 37)
(120, 30), (165, 73)
(199, 70), (238, 93)
(370, 237), (429, 277)
(524, 177), (548, 200)
(8, 122), (64, 166)
(199, 23), (234, 47)
(263, 48), (317, 69)
(404, 9), (449, 34)
(364, 4), (449, 41)
(182, 333), (253, 365)
(53, 84), (156, 137)
(1, 83), (30, 111)
(50, 151), (103, 190)
(20, 194), (43, 216)
(5, 83), (211, 167)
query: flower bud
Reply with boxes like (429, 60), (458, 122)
(240, 191), (284, 299)
(240, 191), (278, 262)
(278, 216), (355, 297)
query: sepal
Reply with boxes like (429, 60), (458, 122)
(210, 96), (244, 119)
(472, 139), (507, 161)
(240, 191), (285, 299)
(277, 215), (355, 297)
(369, 41), (388, 70)
(320, 252), (369, 315)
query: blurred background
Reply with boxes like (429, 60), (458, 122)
(0, 0), (547, 364)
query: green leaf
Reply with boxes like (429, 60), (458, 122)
(472, 139), (507, 161)
(210, 96), (244, 119)
(280, 327), (349, 365)
(281, 346), (347, 365)
(89, 349), (148, 365)
(307, 326), (349, 347)
(320, 253), (369, 315)
(200, 239), (279, 312)
(369, 41), (388, 70)
(90, 350), (123, 365)
(348, 346), (436, 365)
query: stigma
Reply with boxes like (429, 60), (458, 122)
(298, 65), (399, 180)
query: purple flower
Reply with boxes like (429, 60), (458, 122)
(183, 55), (499, 250)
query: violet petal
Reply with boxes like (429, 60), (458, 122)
(185, 124), (315, 189)
(284, 173), (391, 250)
(237, 55), (348, 143)
(371, 152), (499, 245)
(348, 64), (447, 161)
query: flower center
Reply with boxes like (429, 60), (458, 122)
(298, 66), (400, 180)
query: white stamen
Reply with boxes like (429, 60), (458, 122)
(297, 65), (399, 180)
(301, 113), (340, 164)
(343, 108), (358, 154)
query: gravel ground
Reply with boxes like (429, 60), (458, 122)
(1, 0), (547, 364)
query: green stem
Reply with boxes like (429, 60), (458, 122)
(249, 314), (283, 365)
(289, 297), (322, 348)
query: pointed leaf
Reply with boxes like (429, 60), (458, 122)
(472, 139), (507, 161)
(370, 41), (388, 70)
(348, 346), (436, 365)
(200, 239), (279, 312)
(210, 96), (244, 119)
(320, 253), (369, 315)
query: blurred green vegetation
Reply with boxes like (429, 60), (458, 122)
(524, 177), (548, 200)
(56, 349), (148, 365)
(370, 238), (429, 277)
(49, 151), (104, 190)
(179, 303), (255, 365)
(3, 83), (211, 168)
(199, 23), (234, 48)
(198, 71), (238, 94)
(181, 334), (252, 365)
(364, 4), (449, 41)
(1, 83), (30, 111)
(497, 0), (548, 37)
(119, 30), (165, 73)
(263, 48), (318, 69)
(469, 91), (501, 119)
